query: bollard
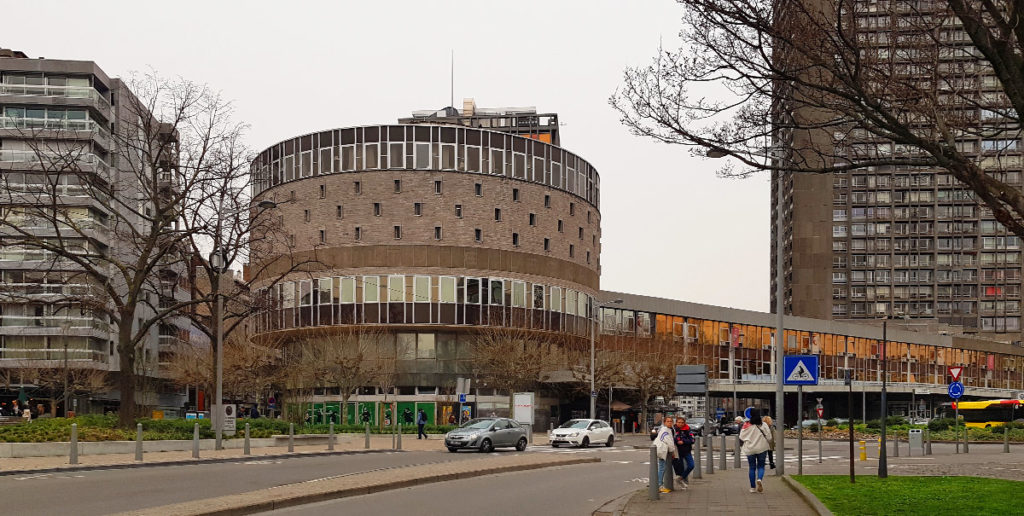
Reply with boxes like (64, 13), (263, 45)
(693, 434), (703, 479)
(192, 423), (200, 459)
(135, 423), (143, 461)
(328, 422), (335, 451)
(397, 423), (402, 450)
(964, 427), (969, 453)
(720, 434), (727, 470)
(706, 435), (714, 474)
(664, 450), (674, 491)
(893, 430), (900, 457)
(244, 423), (251, 456)
(365, 422), (370, 449)
(1005, 426), (1010, 453)
(859, 440), (866, 461)
(734, 435), (741, 469)
(288, 423), (295, 453)
(70, 423), (79, 465)
(648, 445), (660, 500)
(925, 429), (932, 455)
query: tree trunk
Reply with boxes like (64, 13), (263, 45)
(116, 319), (136, 428)
(340, 392), (351, 425)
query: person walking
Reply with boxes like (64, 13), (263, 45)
(739, 408), (773, 493)
(763, 416), (777, 469)
(416, 409), (428, 439)
(654, 415), (677, 493)
(672, 416), (695, 489)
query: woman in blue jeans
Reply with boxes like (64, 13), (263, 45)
(672, 417), (695, 487)
(738, 409), (773, 493)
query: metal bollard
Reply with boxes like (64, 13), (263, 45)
(328, 422), (335, 451)
(244, 423), (251, 456)
(706, 435), (714, 474)
(859, 440), (866, 461)
(70, 423), (79, 465)
(648, 445), (660, 500)
(397, 423), (402, 450)
(135, 423), (143, 461)
(734, 435), (741, 468)
(288, 423), (295, 453)
(1005, 426), (1010, 453)
(925, 429), (932, 455)
(720, 434), (727, 470)
(693, 435), (702, 479)
(365, 422), (370, 449)
(893, 431), (900, 457)
(192, 423), (200, 459)
(664, 451), (674, 491)
(964, 427), (969, 453)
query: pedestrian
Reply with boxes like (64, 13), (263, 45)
(763, 416), (777, 469)
(654, 415), (677, 493)
(672, 416), (695, 489)
(416, 409), (428, 439)
(448, 413), (456, 425)
(739, 408), (773, 493)
(403, 407), (414, 426)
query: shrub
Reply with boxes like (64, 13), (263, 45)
(885, 416), (908, 427)
(826, 418), (839, 427)
(865, 419), (881, 430)
(928, 418), (957, 432)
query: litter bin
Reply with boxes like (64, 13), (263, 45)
(909, 428), (923, 453)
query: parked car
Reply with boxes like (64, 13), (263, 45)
(689, 417), (718, 436)
(444, 417), (529, 453)
(792, 418), (827, 430)
(719, 418), (743, 435)
(549, 418), (615, 448)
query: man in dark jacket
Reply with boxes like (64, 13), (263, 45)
(672, 416), (695, 488)
(416, 409), (428, 439)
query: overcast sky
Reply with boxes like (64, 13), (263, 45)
(7, 0), (770, 312)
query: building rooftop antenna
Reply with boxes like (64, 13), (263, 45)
(450, 49), (454, 109)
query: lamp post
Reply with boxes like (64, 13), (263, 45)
(211, 198), (277, 450)
(708, 145), (786, 475)
(590, 298), (623, 420)
(60, 318), (72, 417)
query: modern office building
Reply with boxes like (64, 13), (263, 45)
(772, 4), (1024, 341)
(0, 48), (190, 414)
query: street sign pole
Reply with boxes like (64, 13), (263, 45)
(817, 398), (823, 464)
(847, 370), (855, 484)
(797, 385), (803, 475)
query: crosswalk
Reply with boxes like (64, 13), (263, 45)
(525, 445), (636, 455)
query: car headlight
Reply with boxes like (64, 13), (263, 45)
(469, 433), (479, 441)
(569, 432), (579, 437)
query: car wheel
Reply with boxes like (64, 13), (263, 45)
(580, 436), (590, 448)
(606, 435), (614, 447)
(447, 447), (458, 453)
(516, 437), (528, 451)
(479, 439), (493, 453)
(551, 443), (559, 448)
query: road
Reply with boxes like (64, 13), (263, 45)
(269, 446), (650, 516)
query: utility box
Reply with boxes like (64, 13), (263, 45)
(909, 429), (923, 451)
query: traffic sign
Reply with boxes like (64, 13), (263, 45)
(948, 366), (963, 382)
(590, 391), (598, 398)
(716, 407), (725, 419)
(675, 365), (708, 394)
(458, 393), (467, 403)
(948, 381), (964, 399)
(744, 407), (753, 420)
(816, 407), (824, 418)
(783, 355), (819, 385)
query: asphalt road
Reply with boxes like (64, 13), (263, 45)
(0, 449), (498, 516)
(269, 447), (651, 516)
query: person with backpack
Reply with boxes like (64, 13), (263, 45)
(763, 415), (777, 469)
(739, 408), (773, 493)
(672, 416), (695, 489)
(654, 415), (677, 493)
(416, 409), (428, 439)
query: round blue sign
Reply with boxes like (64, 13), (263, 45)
(744, 406), (753, 420)
(948, 381), (964, 399)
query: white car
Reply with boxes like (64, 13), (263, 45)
(549, 419), (615, 448)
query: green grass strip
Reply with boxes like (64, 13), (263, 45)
(793, 475), (1021, 515)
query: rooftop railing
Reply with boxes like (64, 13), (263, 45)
(0, 83), (111, 110)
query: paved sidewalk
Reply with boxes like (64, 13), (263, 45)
(621, 466), (814, 516)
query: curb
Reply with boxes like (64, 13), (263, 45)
(114, 455), (600, 516)
(592, 489), (636, 516)
(0, 449), (393, 478)
(781, 475), (833, 516)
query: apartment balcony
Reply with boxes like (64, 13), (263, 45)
(0, 83), (112, 119)
(0, 347), (108, 364)
(0, 315), (109, 333)
(0, 116), (111, 150)
(0, 148), (110, 175)
(158, 334), (188, 355)
(0, 282), (106, 302)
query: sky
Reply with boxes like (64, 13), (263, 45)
(5, 0), (770, 312)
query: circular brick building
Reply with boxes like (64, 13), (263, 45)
(248, 112), (601, 425)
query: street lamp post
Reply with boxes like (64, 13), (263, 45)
(60, 318), (72, 417)
(879, 317), (888, 478)
(590, 298), (622, 420)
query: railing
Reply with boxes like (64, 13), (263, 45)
(0, 347), (108, 363)
(0, 283), (106, 298)
(0, 117), (110, 140)
(0, 83), (111, 110)
(1, 183), (110, 202)
(0, 149), (110, 173)
(0, 315), (109, 332)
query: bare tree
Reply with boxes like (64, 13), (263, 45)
(613, 0), (1024, 237)
(22, 365), (108, 417)
(164, 328), (282, 407)
(373, 341), (398, 430)
(623, 352), (677, 433)
(472, 326), (563, 413)
(568, 348), (628, 412)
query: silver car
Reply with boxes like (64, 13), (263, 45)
(444, 417), (529, 453)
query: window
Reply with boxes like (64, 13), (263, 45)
(354, 181), (361, 194)
(319, 184), (325, 199)
(551, 286), (562, 312)
(414, 276), (430, 302)
(569, 244), (575, 258)
(489, 279), (503, 305)
(578, 227), (584, 240)
(319, 229), (325, 244)
(494, 208), (502, 221)
(474, 183), (482, 196)
(558, 220), (564, 232)
(512, 233), (520, 246)
(439, 276), (456, 303)
(434, 180), (442, 194)
(417, 333), (436, 359)
(363, 276), (379, 302)
(474, 229), (482, 242)
(569, 203), (575, 216)
(336, 205), (343, 219)
(513, 188), (520, 202)
(434, 226), (442, 240)
(544, 194), (551, 208)
(587, 211), (591, 223)
(455, 204), (463, 218)
(354, 226), (362, 240)
(373, 203), (382, 216)
(393, 225), (402, 239)
(388, 275), (404, 302)
(529, 213), (536, 226)
(290, 190), (295, 201)
(339, 277), (356, 303)
(414, 202), (422, 216)
(586, 251), (590, 264)
(304, 209), (310, 222)
(394, 179), (402, 193)
(533, 284), (545, 309)
(544, 238), (550, 251)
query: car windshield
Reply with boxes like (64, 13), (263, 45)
(460, 418), (495, 430)
(690, 418), (705, 424)
(559, 420), (591, 429)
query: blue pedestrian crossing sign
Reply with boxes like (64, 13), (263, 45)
(948, 381), (964, 399)
(783, 355), (819, 385)
(458, 393), (467, 403)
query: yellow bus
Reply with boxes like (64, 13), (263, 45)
(948, 399), (1024, 429)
